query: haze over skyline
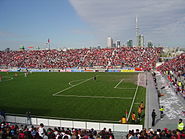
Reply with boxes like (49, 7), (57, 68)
(0, 0), (185, 50)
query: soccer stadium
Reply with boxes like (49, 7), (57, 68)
(1, 1), (185, 139)
(0, 47), (185, 138)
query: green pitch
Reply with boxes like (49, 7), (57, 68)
(0, 72), (146, 123)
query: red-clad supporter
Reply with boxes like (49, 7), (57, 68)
(0, 47), (161, 70)
(126, 128), (185, 139)
(0, 122), (112, 139)
(157, 53), (185, 76)
(157, 53), (185, 95)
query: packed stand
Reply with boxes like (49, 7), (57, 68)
(0, 47), (161, 70)
(0, 122), (114, 139)
(126, 128), (185, 139)
(127, 119), (185, 139)
(157, 53), (185, 77)
(157, 53), (185, 97)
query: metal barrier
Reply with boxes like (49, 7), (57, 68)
(6, 115), (142, 132)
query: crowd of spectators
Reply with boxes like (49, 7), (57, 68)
(157, 53), (185, 97)
(157, 53), (185, 78)
(0, 122), (114, 139)
(126, 128), (185, 139)
(0, 47), (161, 70)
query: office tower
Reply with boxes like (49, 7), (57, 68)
(138, 34), (144, 47)
(127, 40), (133, 47)
(5, 48), (10, 52)
(113, 43), (116, 48)
(140, 34), (144, 47)
(147, 41), (153, 47)
(107, 37), (113, 48)
(116, 40), (121, 48)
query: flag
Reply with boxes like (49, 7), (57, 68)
(48, 38), (50, 43)
(27, 46), (33, 49)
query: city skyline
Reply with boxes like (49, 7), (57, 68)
(0, 0), (185, 50)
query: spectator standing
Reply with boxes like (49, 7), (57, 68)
(38, 123), (46, 138)
(152, 109), (157, 126)
(177, 119), (184, 132)
(26, 112), (31, 125)
(159, 106), (164, 119)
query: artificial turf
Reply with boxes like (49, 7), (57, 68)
(0, 72), (146, 123)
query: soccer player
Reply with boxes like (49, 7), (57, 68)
(93, 75), (96, 80)
(24, 72), (27, 77)
(139, 101), (145, 111)
(0, 75), (2, 82)
(14, 73), (18, 77)
(131, 112), (136, 123)
(138, 106), (142, 121)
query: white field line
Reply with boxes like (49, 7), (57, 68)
(53, 77), (93, 96)
(68, 82), (73, 86)
(114, 79), (123, 88)
(126, 74), (140, 121)
(54, 94), (133, 99)
(116, 87), (136, 90)
(68, 79), (86, 86)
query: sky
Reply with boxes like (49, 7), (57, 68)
(0, 0), (185, 50)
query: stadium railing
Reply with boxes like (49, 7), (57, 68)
(5, 114), (142, 132)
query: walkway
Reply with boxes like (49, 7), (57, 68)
(145, 71), (185, 130)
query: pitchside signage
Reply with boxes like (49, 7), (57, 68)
(0, 68), (144, 72)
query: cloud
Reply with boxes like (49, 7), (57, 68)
(69, 0), (185, 46)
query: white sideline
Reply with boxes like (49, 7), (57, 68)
(126, 74), (140, 120)
(55, 94), (133, 99)
(53, 77), (93, 96)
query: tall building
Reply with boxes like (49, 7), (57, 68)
(97, 46), (101, 49)
(5, 48), (10, 52)
(135, 16), (145, 47)
(127, 40), (133, 47)
(147, 41), (153, 47)
(116, 40), (121, 48)
(113, 43), (116, 48)
(138, 34), (144, 47)
(140, 34), (144, 47)
(107, 37), (113, 48)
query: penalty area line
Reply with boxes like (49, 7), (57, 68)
(68, 79), (86, 86)
(53, 77), (93, 96)
(114, 79), (123, 88)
